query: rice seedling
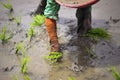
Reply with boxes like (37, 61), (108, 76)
(111, 67), (120, 80)
(0, 0), (13, 13)
(68, 76), (76, 80)
(27, 27), (35, 42)
(85, 28), (111, 41)
(30, 14), (45, 27)
(21, 56), (29, 74)
(0, 26), (12, 44)
(14, 16), (22, 26)
(15, 42), (26, 56)
(24, 75), (30, 80)
(45, 52), (63, 63)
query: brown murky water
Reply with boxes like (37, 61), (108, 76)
(0, 0), (120, 80)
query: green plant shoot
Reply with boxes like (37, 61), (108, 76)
(24, 75), (30, 80)
(86, 28), (111, 41)
(30, 14), (45, 27)
(68, 76), (76, 80)
(0, 26), (12, 44)
(14, 16), (22, 25)
(27, 27), (35, 42)
(21, 57), (29, 74)
(45, 52), (63, 63)
(15, 42), (26, 56)
(111, 67), (120, 80)
(0, 0), (13, 12)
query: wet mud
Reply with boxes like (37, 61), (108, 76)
(0, 0), (120, 80)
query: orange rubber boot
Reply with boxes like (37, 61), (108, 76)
(45, 18), (59, 52)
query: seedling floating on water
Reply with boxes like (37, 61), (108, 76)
(15, 42), (26, 56)
(45, 52), (63, 63)
(111, 67), (120, 80)
(85, 28), (111, 41)
(0, 26), (12, 44)
(27, 27), (35, 42)
(14, 16), (22, 26)
(30, 14), (45, 27)
(21, 57), (29, 74)
(0, 0), (13, 13)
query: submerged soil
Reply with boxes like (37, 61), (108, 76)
(0, 0), (120, 80)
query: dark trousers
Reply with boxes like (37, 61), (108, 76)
(35, 0), (47, 15)
(76, 6), (92, 33)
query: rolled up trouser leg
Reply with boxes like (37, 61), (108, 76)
(35, 0), (47, 15)
(44, 0), (60, 52)
(45, 18), (59, 52)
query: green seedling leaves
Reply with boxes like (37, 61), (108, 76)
(14, 16), (21, 25)
(30, 15), (45, 27)
(24, 75), (30, 80)
(0, 26), (6, 42)
(27, 27), (35, 42)
(86, 28), (111, 41)
(45, 52), (63, 63)
(68, 76), (76, 80)
(111, 67), (120, 80)
(0, 26), (12, 44)
(15, 42), (26, 56)
(21, 57), (29, 74)
(0, 0), (13, 12)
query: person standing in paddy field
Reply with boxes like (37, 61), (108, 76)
(35, 0), (99, 61)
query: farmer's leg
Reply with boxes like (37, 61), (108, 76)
(76, 6), (92, 34)
(44, 0), (60, 52)
(76, 8), (84, 33)
(35, 0), (47, 15)
(83, 6), (92, 32)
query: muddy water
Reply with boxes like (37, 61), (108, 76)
(0, 0), (120, 80)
